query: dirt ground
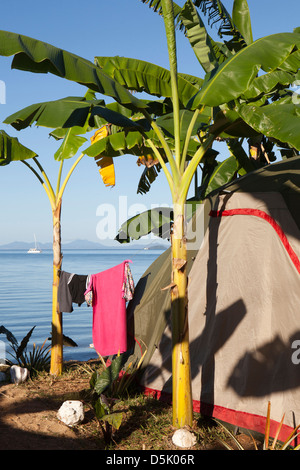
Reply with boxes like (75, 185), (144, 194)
(0, 368), (101, 450)
(0, 362), (260, 451)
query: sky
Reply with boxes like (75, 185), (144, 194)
(0, 0), (299, 246)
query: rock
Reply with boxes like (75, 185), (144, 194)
(172, 428), (197, 448)
(57, 400), (84, 427)
(10, 365), (29, 385)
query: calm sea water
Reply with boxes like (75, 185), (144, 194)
(0, 249), (165, 362)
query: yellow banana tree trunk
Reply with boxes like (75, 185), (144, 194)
(171, 201), (193, 428)
(50, 199), (63, 376)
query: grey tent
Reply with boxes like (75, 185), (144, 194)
(127, 156), (300, 443)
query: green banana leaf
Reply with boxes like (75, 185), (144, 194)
(83, 130), (163, 159)
(242, 70), (296, 101)
(53, 127), (87, 161)
(191, 0), (246, 49)
(179, 0), (218, 73)
(156, 108), (212, 139)
(0, 30), (146, 110)
(140, 0), (247, 52)
(115, 206), (173, 243)
(116, 153), (242, 242)
(232, 0), (253, 45)
(236, 101), (300, 151)
(3, 96), (143, 131)
(225, 139), (255, 175)
(95, 56), (202, 106)
(188, 32), (300, 108)
(97, 98), (173, 122)
(210, 106), (260, 138)
(200, 155), (240, 198)
(0, 130), (38, 165)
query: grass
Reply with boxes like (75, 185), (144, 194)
(19, 359), (261, 450)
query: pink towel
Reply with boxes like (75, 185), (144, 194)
(89, 260), (131, 357)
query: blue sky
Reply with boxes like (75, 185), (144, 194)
(0, 0), (299, 245)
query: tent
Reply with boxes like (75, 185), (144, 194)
(127, 156), (300, 443)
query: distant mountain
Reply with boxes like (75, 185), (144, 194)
(0, 238), (169, 251)
(0, 239), (102, 250)
(0, 241), (49, 250)
(62, 239), (108, 250)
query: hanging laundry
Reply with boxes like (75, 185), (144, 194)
(68, 274), (88, 306)
(57, 271), (73, 313)
(85, 275), (93, 307)
(122, 261), (135, 301)
(86, 260), (134, 357)
(57, 270), (88, 313)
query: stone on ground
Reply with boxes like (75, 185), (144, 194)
(57, 400), (85, 427)
(172, 428), (197, 448)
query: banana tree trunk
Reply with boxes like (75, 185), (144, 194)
(171, 201), (193, 427)
(50, 199), (63, 375)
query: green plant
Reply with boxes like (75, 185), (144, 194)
(214, 402), (300, 450)
(89, 349), (147, 444)
(0, 0), (299, 422)
(0, 325), (51, 376)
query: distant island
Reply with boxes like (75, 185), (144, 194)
(0, 239), (170, 251)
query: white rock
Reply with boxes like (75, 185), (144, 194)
(10, 365), (29, 384)
(57, 400), (84, 427)
(172, 428), (197, 448)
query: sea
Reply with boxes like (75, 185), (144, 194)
(0, 248), (166, 363)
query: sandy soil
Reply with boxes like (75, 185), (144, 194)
(0, 370), (100, 450)
(0, 363), (259, 451)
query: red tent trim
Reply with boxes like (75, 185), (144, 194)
(210, 208), (300, 274)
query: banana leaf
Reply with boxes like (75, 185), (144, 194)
(0, 130), (38, 165)
(116, 207), (173, 243)
(140, 0), (247, 52)
(242, 70), (296, 101)
(83, 129), (164, 159)
(3, 96), (143, 131)
(95, 56), (202, 106)
(52, 126), (87, 161)
(188, 32), (300, 108)
(192, 0), (246, 49)
(0, 30), (146, 110)
(179, 0), (219, 73)
(236, 101), (300, 151)
(156, 108), (212, 139)
(232, 0), (253, 45)
(117, 154), (241, 242)
(200, 155), (240, 198)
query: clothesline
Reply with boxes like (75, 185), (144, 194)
(57, 260), (135, 357)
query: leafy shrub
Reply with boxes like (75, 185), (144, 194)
(90, 349), (146, 444)
(0, 325), (51, 376)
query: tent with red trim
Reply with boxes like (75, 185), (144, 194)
(127, 156), (300, 444)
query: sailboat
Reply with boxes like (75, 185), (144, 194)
(27, 234), (42, 254)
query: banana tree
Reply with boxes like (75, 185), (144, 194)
(1, 91), (150, 376)
(1, 94), (97, 376)
(0, 0), (300, 427)
(92, 0), (300, 428)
